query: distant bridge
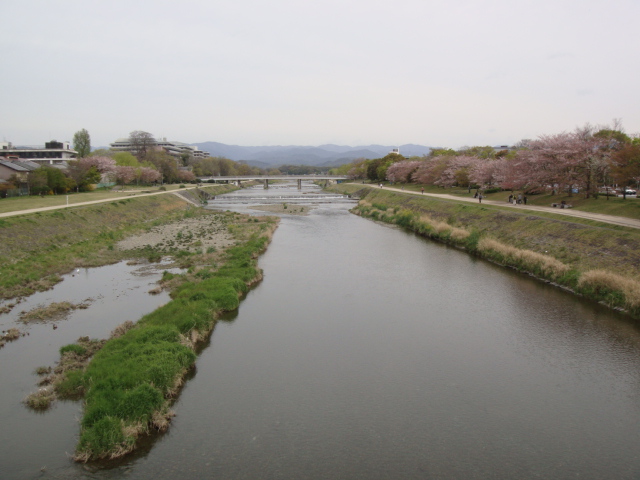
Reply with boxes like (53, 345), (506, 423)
(198, 175), (348, 189)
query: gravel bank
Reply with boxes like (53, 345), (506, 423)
(116, 215), (235, 253)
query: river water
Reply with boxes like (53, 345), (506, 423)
(3, 182), (640, 479)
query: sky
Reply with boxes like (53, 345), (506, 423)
(1, 0), (639, 150)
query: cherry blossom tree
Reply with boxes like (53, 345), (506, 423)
(386, 160), (422, 183)
(177, 170), (196, 183)
(80, 156), (116, 173)
(79, 156), (116, 184)
(469, 158), (502, 187)
(139, 167), (161, 184)
(412, 157), (450, 185)
(114, 166), (137, 187)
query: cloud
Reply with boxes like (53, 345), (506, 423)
(1, 0), (639, 148)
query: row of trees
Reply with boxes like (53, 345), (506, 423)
(337, 124), (640, 198)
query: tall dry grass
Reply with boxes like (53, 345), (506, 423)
(419, 214), (470, 241)
(578, 270), (640, 309)
(478, 238), (570, 280)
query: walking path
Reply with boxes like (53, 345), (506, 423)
(0, 187), (200, 219)
(2, 184), (640, 230)
(368, 185), (640, 229)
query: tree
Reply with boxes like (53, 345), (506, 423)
(113, 151), (140, 167)
(27, 169), (49, 195)
(28, 166), (70, 194)
(90, 148), (113, 157)
(73, 129), (91, 158)
(128, 131), (156, 160)
(114, 166), (137, 187)
(610, 144), (640, 199)
(237, 163), (253, 176)
(386, 160), (422, 183)
(145, 149), (179, 183)
(177, 170), (196, 183)
(66, 160), (101, 191)
(457, 146), (496, 159)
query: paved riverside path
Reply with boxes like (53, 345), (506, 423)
(2, 184), (640, 230)
(0, 188), (201, 219)
(359, 184), (640, 230)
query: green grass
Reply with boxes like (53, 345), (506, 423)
(60, 344), (88, 356)
(71, 229), (274, 461)
(372, 182), (640, 220)
(42, 213), (278, 461)
(0, 191), (240, 299)
(0, 184), (234, 215)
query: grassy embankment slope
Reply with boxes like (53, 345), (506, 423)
(0, 184), (202, 215)
(1, 185), (280, 461)
(397, 184), (640, 219)
(328, 183), (640, 318)
(0, 185), (235, 300)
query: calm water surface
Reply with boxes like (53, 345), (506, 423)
(3, 183), (640, 479)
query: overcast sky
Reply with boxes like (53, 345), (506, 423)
(2, 0), (639, 149)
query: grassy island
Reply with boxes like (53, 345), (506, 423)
(69, 224), (276, 461)
(0, 186), (278, 461)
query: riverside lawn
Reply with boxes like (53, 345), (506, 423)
(327, 184), (640, 319)
(1, 189), (279, 460)
(0, 185), (236, 300)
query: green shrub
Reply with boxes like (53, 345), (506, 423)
(56, 370), (86, 398)
(162, 271), (175, 281)
(60, 344), (87, 356)
(117, 384), (164, 423)
(77, 416), (129, 457)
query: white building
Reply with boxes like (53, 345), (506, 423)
(0, 141), (77, 166)
(110, 136), (210, 160)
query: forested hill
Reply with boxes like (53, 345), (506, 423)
(193, 142), (432, 167)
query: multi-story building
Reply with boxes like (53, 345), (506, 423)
(0, 141), (78, 166)
(110, 136), (210, 160)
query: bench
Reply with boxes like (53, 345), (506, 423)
(551, 203), (572, 208)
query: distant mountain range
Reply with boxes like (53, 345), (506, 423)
(193, 142), (432, 168)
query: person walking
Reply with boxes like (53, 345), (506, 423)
(478, 193), (483, 203)
(523, 195), (527, 205)
(421, 187), (424, 194)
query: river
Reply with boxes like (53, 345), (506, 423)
(3, 181), (640, 479)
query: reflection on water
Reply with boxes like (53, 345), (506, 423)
(4, 182), (640, 479)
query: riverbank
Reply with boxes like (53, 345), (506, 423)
(69, 213), (277, 461)
(0, 186), (279, 460)
(327, 184), (640, 319)
(0, 185), (236, 302)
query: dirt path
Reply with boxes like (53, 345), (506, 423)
(371, 185), (640, 229)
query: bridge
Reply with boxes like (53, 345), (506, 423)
(198, 175), (349, 190)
